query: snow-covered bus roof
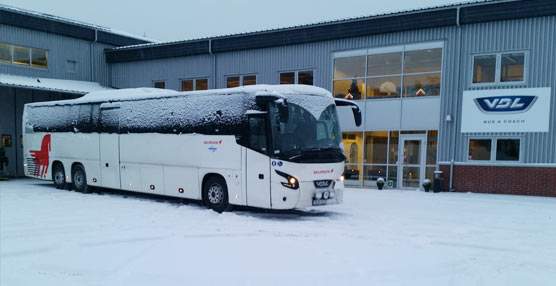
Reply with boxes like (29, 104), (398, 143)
(24, 85), (336, 135)
(26, 85), (332, 107)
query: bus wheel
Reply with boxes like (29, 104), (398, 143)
(72, 164), (91, 194)
(203, 176), (230, 213)
(52, 162), (67, 189)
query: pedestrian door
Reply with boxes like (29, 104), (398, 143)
(398, 134), (426, 189)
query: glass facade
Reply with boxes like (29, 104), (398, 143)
(342, 130), (438, 189)
(333, 44), (442, 99)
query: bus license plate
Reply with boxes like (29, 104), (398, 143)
(312, 199), (328, 206)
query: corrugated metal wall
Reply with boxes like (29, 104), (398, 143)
(110, 16), (556, 165)
(443, 16), (556, 164)
(0, 24), (113, 86)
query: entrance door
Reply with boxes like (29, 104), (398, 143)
(245, 115), (271, 208)
(398, 135), (426, 189)
(99, 103), (121, 189)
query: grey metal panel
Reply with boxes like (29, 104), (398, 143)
(443, 16), (556, 164)
(111, 54), (214, 90)
(401, 97), (441, 131)
(365, 99), (401, 131)
(0, 24), (113, 86)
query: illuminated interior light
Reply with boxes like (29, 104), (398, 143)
(178, 188), (184, 193)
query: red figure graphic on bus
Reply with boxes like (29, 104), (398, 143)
(29, 134), (51, 178)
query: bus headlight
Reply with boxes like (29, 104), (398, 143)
(275, 170), (299, 190)
(315, 191), (323, 200)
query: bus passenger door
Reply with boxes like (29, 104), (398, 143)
(99, 103), (121, 189)
(246, 115), (271, 208)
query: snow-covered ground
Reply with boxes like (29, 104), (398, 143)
(1, 179), (556, 286)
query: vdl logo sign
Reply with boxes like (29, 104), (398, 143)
(474, 95), (537, 114)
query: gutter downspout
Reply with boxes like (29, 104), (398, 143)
(209, 39), (216, 89)
(90, 30), (98, 83)
(449, 7), (462, 192)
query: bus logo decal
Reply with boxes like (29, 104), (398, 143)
(29, 134), (51, 178)
(314, 169), (333, 174)
(208, 146), (217, 152)
(474, 95), (537, 113)
(272, 161), (276, 166)
(277, 161), (283, 167)
(204, 140), (222, 145)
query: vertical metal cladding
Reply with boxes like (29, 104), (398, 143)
(448, 16), (556, 164)
(0, 24), (113, 86)
(111, 54), (214, 90)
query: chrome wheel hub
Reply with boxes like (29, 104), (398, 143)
(74, 172), (83, 188)
(55, 171), (64, 184)
(207, 184), (223, 204)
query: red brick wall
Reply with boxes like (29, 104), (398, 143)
(438, 164), (556, 197)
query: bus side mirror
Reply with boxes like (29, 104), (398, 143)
(334, 99), (362, 127)
(351, 105), (362, 127)
(278, 100), (289, 123)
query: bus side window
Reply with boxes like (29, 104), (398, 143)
(248, 116), (267, 154)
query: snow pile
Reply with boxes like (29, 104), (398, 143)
(1, 179), (556, 286)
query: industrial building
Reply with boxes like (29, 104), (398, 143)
(1, 0), (555, 196)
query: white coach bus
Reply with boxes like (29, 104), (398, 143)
(23, 85), (361, 212)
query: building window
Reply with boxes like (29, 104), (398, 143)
(468, 139), (492, 160)
(500, 53), (525, 82)
(31, 48), (48, 68)
(0, 43), (48, 69)
(0, 43), (12, 64)
(468, 138), (521, 161)
(496, 139), (520, 161)
(227, 75), (256, 88)
(153, 81), (166, 89)
(472, 52), (526, 84)
(66, 60), (77, 73)
(13, 46), (30, 66)
(279, 70), (313, 85)
(181, 78), (208, 91)
(333, 43), (442, 100)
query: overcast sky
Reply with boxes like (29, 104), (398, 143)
(1, 0), (468, 42)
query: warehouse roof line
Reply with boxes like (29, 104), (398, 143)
(104, 0), (556, 63)
(0, 4), (153, 47)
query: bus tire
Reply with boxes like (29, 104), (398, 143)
(52, 162), (67, 189)
(72, 164), (91, 194)
(203, 176), (230, 213)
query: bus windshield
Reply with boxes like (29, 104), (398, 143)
(268, 102), (345, 163)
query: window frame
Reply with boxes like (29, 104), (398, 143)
(180, 77), (209, 91)
(0, 43), (49, 70)
(226, 74), (257, 88)
(278, 69), (314, 85)
(470, 51), (528, 87)
(467, 137), (522, 162)
(153, 80), (166, 89)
